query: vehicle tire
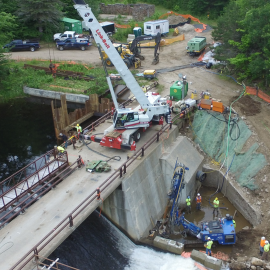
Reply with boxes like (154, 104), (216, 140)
(59, 46), (64, 51)
(134, 131), (141, 142)
(83, 28), (86, 32)
(55, 39), (59, 42)
(81, 46), (86, 51)
(30, 47), (35, 52)
(129, 136), (134, 145)
(105, 58), (114, 67)
(124, 59), (131, 68)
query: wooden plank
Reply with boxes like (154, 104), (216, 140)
(64, 112), (94, 132)
(61, 95), (70, 127)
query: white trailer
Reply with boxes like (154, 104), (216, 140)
(144, 20), (169, 36)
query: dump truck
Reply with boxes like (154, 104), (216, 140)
(186, 36), (207, 56)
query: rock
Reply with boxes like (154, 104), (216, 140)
(251, 257), (264, 266)
(264, 264), (270, 270)
(257, 201), (261, 205)
(257, 267), (262, 270)
(251, 266), (256, 270)
(242, 226), (250, 230)
(263, 179), (267, 182)
(265, 189), (269, 193)
(230, 262), (246, 270)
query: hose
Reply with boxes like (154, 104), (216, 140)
(81, 136), (121, 161)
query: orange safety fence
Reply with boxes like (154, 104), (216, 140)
(197, 50), (206, 62)
(159, 11), (207, 32)
(246, 86), (270, 103)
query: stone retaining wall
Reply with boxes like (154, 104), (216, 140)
(100, 3), (155, 21)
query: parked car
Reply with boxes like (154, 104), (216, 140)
(3, 39), (40, 52)
(54, 31), (80, 41)
(56, 38), (91, 51)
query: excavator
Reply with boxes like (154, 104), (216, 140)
(73, 0), (171, 151)
(128, 32), (161, 65)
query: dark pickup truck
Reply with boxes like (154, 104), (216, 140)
(3, 39), (40, 52)
(56, 38), (91, 51)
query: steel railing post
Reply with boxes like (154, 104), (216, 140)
(123, 164), (126, 174)
(157, 132), (159, 142)
(141, 146), (145, 157)
(120, 167), (122, 178)
(69, 215), (74, 227)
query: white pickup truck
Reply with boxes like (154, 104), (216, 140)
(53, 31), (86, 41)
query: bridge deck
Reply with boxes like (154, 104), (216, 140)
(0, 110), (174, 270)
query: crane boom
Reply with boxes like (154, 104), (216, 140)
(73, 0), (150, 108)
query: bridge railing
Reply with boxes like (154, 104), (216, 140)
(0, 150), (68, 212)
(11, 123), (171, 270)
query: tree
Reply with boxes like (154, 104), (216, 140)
(0, 12), (18, 44)
(17, 0), (64, 34)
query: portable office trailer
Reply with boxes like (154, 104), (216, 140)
(144, 20), (169, 36)
(62, 17), (82, 34)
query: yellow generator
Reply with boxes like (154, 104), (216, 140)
(101, 43), (141, 69)
(143, 70), (156, 80)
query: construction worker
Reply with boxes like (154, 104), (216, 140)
(260, 237), (266, 256)
(186, 196), (191, 213)
(206, 237), (213, 256)
(213, 197), (219, 215)
(74, 124), (82, 139)
(262, 240), (269, 260)
(57, 146), (65, 154)
(71, 136), (76, 150)
(233, 219), (236, 229)
(59, 133), (68, 148)
(196, 193), (202, 210)
(121, 114), (127, 125)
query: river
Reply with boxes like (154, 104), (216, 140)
(0, 98), (198, 270)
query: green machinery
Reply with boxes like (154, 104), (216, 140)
(170, 76), (188, 101)
(186, 36), (206, 56)
(86, 160), (111, 173)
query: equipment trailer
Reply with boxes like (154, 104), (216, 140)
(73, 0), (171, 151)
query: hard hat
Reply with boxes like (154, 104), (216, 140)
(215, 197), (218, 200)
(262, 237), (265, 240)
(77, 124), (79, 126)
(208, 237), (211, 240)
(266, 240), (269, 244)
(59, 133), (63, 136)
(197, 193), (200, 196)
(188, 196), (190, 199)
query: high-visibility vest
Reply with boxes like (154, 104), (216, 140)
(261, 239), (266, 247)
(57, 146), (65, 153)
(196, 196), (202, 203)
(233, 220), (236, 228)
(76, 126), (82, 132)
(186, 198), (191, 206)
(207, 240), (213, 249)
(264, 243), (270, 252)
(213, 199), (219, 208)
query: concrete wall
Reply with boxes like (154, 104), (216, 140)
(100, 3), (155, 21)
(24, 86), (89, 104)
(102, 134), (204, 241)
(203, 165), (261, 225)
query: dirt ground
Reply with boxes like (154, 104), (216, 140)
(9, 21), (270, 261)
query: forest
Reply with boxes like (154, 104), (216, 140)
(0, 0), (270, 91)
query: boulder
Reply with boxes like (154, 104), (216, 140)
(251, 257), (264, 266)
(230, 262), (246, 270)
(251, 266), (257, 270)
(265, 264), (270, 270)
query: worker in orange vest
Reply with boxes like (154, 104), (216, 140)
(196, 193), (202, 210)
(260, 236), (266, 256)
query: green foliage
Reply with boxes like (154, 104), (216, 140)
(16, 0), (64, 35)
(0, 12), (18, 45)
(173, 5), (180, 12)
(213, 0), (270, 86)
(149, 12), (162, 20)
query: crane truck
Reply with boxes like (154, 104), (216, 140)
(73, 0), (171, 151)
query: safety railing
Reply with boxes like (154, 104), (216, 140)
(0, 156), (82, 229)
(0, 151), (69, 212)
(11, 123), (172, 270)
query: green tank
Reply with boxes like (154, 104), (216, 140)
(186, 36), (206, 56)
(170, 80), (188, 101)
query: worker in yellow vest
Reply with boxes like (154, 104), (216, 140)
(57, 146), (65, 155)
(196, 193), (202, 210)
(73, 124), (82, 139)
(260, 236), (266, 256)
(262, 240), (269, 260)
(213, 197), (219, 215)
(205, 237), (213, 256)
(186, 196), (191, 213)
